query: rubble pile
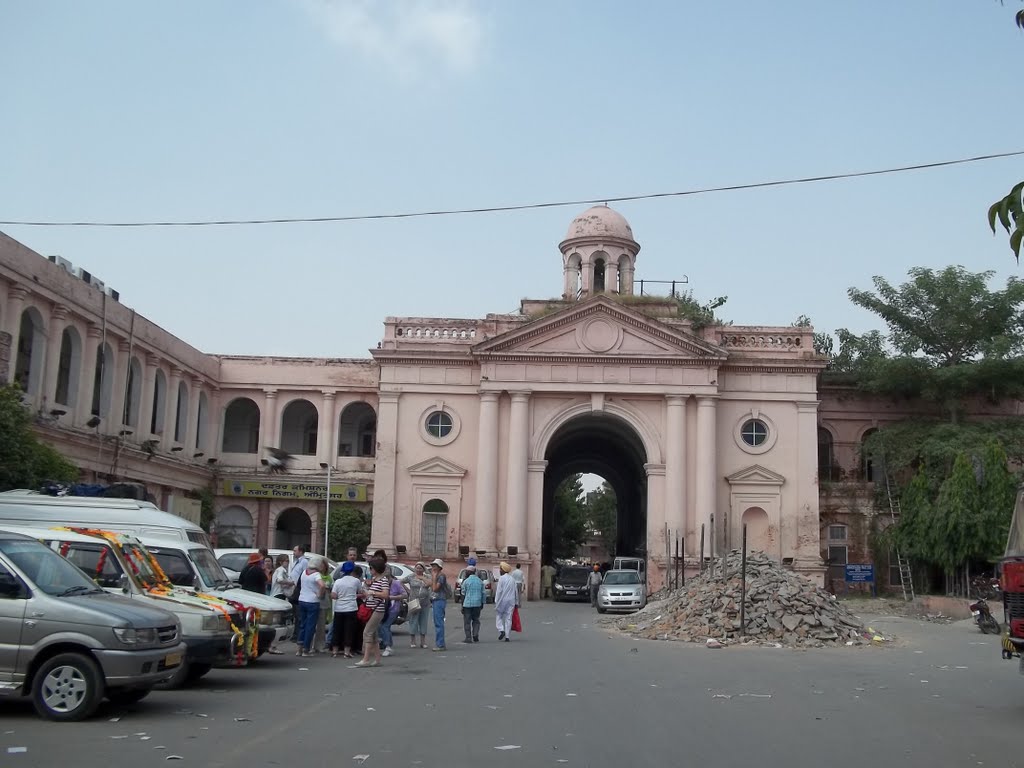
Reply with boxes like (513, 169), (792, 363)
(614, 551), (876, 648)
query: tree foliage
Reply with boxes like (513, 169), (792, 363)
(676, 290), (728, 330)
(552, 475), (588, 559)
(989, 3), (1024, 259)
(584, 481), (617, 554)
(326, 506), (371, 561)
(0, 384), (78, 491)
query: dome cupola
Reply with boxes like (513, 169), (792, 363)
(559, 205), (640, 300)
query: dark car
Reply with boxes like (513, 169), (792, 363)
(553, 566), (591, 602)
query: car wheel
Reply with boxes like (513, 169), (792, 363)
(596, 607), (607, 614)
(106, 687), (152, 706)
(187, 663), (212, 681)
(31, 652), (104, 722)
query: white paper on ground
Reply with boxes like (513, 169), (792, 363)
(494, 745), (521, 750)
(7, 747), (27, 754)
(352, 755), (370, 763)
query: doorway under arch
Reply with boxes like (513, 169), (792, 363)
(215, 505), (255, 548)
(275, 507), (312, 550)
(542, 413), (647, 564)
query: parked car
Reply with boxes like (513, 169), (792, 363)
(216, 548), (336, 581)
(596, 569), (647, 613)
(142, 538), (293, 649)
(0, 530), (187, 721)
(7, 525), (253, 687)
(455, 567), (495, 604)
(552, 566), (590, 602)
(612, 556), (647, 584)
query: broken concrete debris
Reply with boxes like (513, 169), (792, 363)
(611, 550), (884, 648)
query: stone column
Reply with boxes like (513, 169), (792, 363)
(75, 325), (101, 426)
(695, 397), (718, 554)
(580, 258), (592, 297)
(644, 462), (666, 590)
(185, 377), (201, 454)
(606, 260), (620, 294)
(504, 391), (530, 552)
(622, 263), (635, 295)
(41, 305), (69, 408)
(162, 368), (182, 449)
(369, 392), (400, 552)
(664, 395), (687, 538)
(527, 459), (547, 598)
(137, 354), (156, 437)
(108, 340), (129, 435)
(473, 391), (500, 553)
(207, 386), (222, 457)
(260, 388), (279, 451)
(3, 286), (27, 384)
(793, 400), (822, 565)
(318, 390), (336, 466)
(562, 262), (573, 299)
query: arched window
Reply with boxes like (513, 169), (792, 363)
(54, 327), (82, 407)
(214, 505), (254, 548)
(421, 498), (449, 555)
(280, 399), (318, 455)
(275, 507), (311, 550)
(123, 357), (142, 427)
(860, 428), (879, 482)
(174, 380), (188, 442)
(92, 342), (115, 419)
(338, 401), (377, 457)
(817, 427), (838, 482)
(14, 307), (46, 396)
(195, 391), (209, 450)
(222, 397), (260, 453)
(741, 506), (772, 554)
(150, 368), (167, 435)
(593, 257), (606, 293)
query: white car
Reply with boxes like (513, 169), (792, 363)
(216, 548), (336, 581)
(596, 569), (647, 614)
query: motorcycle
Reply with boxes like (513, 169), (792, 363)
(969, 597), (1001, 634)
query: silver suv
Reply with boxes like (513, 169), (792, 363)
(0, 530), (186, 721)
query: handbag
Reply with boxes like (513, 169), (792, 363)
(357, 603), (372, 623)
(407, 598), (421, 613)
(511, 606), (522, 633)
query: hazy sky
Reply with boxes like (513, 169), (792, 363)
(2, 1), (1023, 359)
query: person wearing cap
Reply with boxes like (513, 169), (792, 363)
(429, 559), (449, 651)
(330, 560), (363, 659)
(587, 564), (603, 608)
(238, 552), (268, 594)
(402, 562), (432, 649)
(460, 565), (485, 644)
(494, 562), (517, 642)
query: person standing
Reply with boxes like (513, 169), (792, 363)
(269, 554), (293, 600)
(403, 562), (431, 649)
(429, 559), (449, 651)
(238, 553), (268, 594)
(330, 561), (362, 659)
(511, 563), (525, 606)
(289, 545), (309, 632)
(379, 569), (408, 657)
(333, 546), (360, 580)
(587, 564), (603, 608)
(494, 562), (517, 642)
(541, 563), (557, 599)
(297, 556), (326, 657)
(460, 565), (485, 643)
(356, 558), (390, 668)
(315, 558), (333, 654)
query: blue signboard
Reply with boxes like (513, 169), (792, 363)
(845, 564), (874, 583)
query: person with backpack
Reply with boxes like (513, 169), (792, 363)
(429, 558), (450, 651)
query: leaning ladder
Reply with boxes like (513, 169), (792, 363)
(883, 470), (915, 602)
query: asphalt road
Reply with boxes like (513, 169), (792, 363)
(1, 601), (1022, 768)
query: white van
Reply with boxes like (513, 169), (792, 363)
(140, 537), (293, 648)
(612, 556), (647, 584)
(0, 491), (212, 549)
(0, 525), (253, 687)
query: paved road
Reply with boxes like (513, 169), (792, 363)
(1, 601), (1022, 768)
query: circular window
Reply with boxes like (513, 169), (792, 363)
(425, 411), (453, 439)
(740, 419), (769, 447)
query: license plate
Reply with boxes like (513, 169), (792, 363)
(565, 590), (577, 595)
(164, 652), (183, 669)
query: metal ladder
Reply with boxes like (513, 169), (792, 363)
(883, 469), (915, 602)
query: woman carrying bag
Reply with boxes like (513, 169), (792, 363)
(403, 562), (432, 649)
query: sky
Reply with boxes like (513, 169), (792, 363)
(2, 1), (1023, 362)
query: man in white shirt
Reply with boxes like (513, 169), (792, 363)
(511, 563), (525, 606)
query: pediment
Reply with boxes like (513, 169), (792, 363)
(407, 456), (468, 477)
(726, 465), (786, 486)
(473, 296), (726, 361)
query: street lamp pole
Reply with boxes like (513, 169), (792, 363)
(320, 462), (332, 559)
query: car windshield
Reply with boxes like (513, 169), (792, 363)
(192, 548), (230, 587)
(0, 539), (103, 596)
(219, 553), (249, 573)
(559, 568), (590, 582)
(603, 571), (640, 585)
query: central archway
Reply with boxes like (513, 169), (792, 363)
(542, 413), (648, 564)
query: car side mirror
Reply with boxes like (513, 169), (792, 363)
(194, 575), (202, 590)
(118, 574), (131, 593)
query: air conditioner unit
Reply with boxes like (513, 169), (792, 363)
(48, 255), (74, 273)
(75, 267), (92, 283)
(104, 286), (120, 302)
(89, 277), (105, 292)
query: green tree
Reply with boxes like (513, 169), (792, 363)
(552, 475), (588, 560)
(978, 440), (1018, 561)
(326, 506), (371, 561)
(988, 3), (1024, 259)
(0, 383), (78, 490)
(935, 453), (982, 573)
(584, 481), (617, 555)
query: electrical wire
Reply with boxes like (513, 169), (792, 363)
(2, 149), (1022, 228)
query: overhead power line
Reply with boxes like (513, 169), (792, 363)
(2, 149), (1022, 229)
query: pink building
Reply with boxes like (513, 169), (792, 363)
(6, 205), (945, 597)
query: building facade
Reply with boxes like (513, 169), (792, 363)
(4, 206), (976, 597)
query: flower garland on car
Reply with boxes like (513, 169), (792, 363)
(57, 527), (257, 664)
